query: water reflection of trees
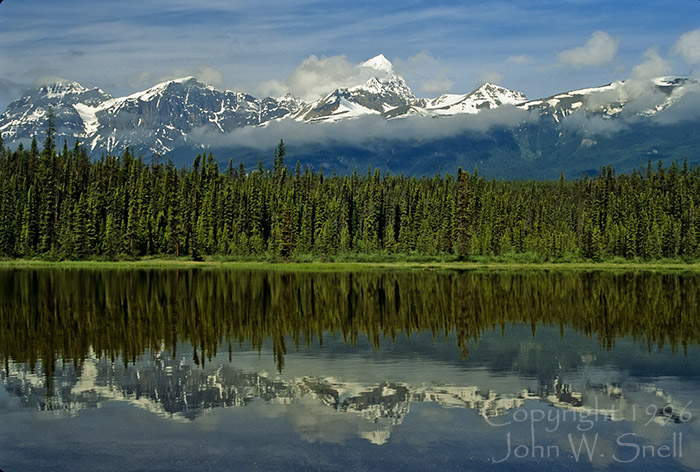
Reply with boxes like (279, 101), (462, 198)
(1, 269), (698, 372)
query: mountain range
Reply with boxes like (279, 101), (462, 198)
(1, 54), (699, 178)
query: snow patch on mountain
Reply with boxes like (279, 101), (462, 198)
(72, 103), (101, 136)
(41, 81), (90, 99)
(423, 83), (527, 115)
(362, 54), (395, 74)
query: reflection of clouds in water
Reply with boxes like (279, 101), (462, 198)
(418, 404), (453, 424)
(283, 397), (388, 445)
(1, 351), (699, 472)
(675, 421), (700, 469)
(623, 379), (698, 468)
(4, 346), (699, 454)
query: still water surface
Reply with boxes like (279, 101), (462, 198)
(1, 269), (699, 471)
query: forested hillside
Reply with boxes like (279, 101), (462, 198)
(1, 124), (699, 261)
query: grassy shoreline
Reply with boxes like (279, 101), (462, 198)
(2, 257), (700, 272)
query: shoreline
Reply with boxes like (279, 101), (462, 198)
(2, 258), (700, 272)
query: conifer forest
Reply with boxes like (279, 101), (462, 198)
(1, 121), (699, 262)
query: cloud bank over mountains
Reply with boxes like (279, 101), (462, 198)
(189, 103), (537, 152)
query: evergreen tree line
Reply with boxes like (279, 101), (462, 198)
(2, 269), (698, 370)
(1, 124), (699, 261)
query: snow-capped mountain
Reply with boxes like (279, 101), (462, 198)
(291, 56), (529, 122)
(424, 83), (527, 114)
(521, 76), (698, 122)
(0, 54), (699, 178)
(0, 81), (112, 146)
(292, 54), (418, 122)
(0, 77), (305, 156)
(384, 82), (528, 118)
(0, 54), (530, 155)
(80, 77), (304, 155)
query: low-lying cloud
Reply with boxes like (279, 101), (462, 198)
(189, 104), (538, 151)
(567, 48), (674, 122)
(620, 49), (673, 113)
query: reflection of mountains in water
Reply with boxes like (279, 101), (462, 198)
(1, 347), (681, 445)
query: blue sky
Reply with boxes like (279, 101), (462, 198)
(0, 0), (699, 109)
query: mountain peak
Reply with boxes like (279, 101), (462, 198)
(475, 82), (518, 94)
(123, 76), (209, 102)
(477, 82), (501, 90)
(165, 76), (199, 85)
(362, 54), (394, 74)
(471, 82), (527, 105)
(148, 76), (202, 90)
(17, 80), (111, 108)
(37, 80), (91, 98)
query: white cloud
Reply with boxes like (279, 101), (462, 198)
(476, 68), (505, 86)
(395, 52), (454, 97)
(0, 79), (28, 110)
(630, 48), (671, 82)
(558, 31), (619, 68)
(419, 74), (454, 95)
(32, 75), (71, 87)
(671, 29), (700, 65)
(578, 48), (673, 119)
(192, 66), (225, 87)
(620, 49), (672, 112)
(257, 52), (460, 101)
(651, 87), (700, 125)
(508, 55), (533, 64)
(256, 54), (392, 101)
(256, 79), (288, 99)
(286, 55), (357, 99)
(395, 51), (439, 70)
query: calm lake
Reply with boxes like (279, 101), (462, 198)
(1, 268), (700, 471)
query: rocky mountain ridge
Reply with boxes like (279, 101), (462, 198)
(1, 54), (698, 178)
